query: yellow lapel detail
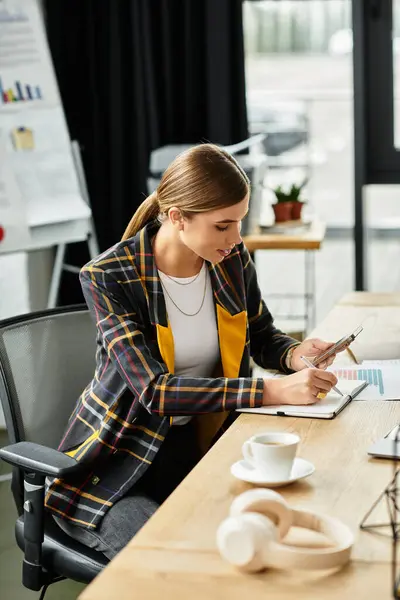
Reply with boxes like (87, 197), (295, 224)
(216, 304), (247, 378)
(156, 306), (247, 451)
(196, 305), (247, 456)
(156, 322), (175, 374)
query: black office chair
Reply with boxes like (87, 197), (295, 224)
(0, 306), (108, 599)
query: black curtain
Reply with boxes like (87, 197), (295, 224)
(44, 0), (248, 304)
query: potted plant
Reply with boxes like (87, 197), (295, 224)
(271, 185), (293, 223)
(271, 179), (307, 222)
(289, 180), (307, 220)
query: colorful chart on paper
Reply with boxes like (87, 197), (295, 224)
(330, 362), (400, 400)
(332, 368), (385, 395)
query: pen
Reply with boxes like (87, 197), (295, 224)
(300, 355), (343, 397)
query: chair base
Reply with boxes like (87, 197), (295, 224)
(39, 576), (66, 600)
(15, 514), (108, 588)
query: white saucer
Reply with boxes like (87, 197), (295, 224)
(230, 457), (315, 487)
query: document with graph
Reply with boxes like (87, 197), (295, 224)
(328, 360), (400, 400)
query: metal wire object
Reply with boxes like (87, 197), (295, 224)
(359, 426), (400, 598)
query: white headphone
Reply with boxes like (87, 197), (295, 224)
(216, 489), (354, 573)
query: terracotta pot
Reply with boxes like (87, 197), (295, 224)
(272, 202), (293, 223)
(291, 201), (304, 221)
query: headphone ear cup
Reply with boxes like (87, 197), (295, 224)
(216, 512), (276, 573)
(229, 488), (292, 539)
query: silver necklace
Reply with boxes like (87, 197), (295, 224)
(160, 267), (208, 317)
(161, 263), (204, 286)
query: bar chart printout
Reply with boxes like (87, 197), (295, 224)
(334, 368), (385, 396)
(0, 77), (42, 105)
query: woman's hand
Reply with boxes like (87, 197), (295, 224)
(290, 338), (343, 371)
(262, 368), (338, 406)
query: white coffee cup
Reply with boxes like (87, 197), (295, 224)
(242, 432), (300, 480)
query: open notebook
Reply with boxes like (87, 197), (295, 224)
(238, 377), (368, 420)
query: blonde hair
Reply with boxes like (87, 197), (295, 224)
(121, 143), (250, 240)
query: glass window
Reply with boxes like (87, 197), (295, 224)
(243, 1), (400, 323)
(243, 1), (355, 330)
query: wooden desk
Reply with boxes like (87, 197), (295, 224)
(243, 220), (326, 252)
(243, 220), (326, 333)
(338, 292), (400, 307)
(80, 294), (400, 600)
(80, 559), (391, 600)
(312, 293), (400, 363)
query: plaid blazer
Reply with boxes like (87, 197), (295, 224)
(45, 221), (299, 529)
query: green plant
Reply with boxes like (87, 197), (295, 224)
(272, 185), (291, 204)
(272, 179), (308, 204)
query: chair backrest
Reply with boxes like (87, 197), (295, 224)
(0, 306), (97, 513)
(0, 306), (96, 450)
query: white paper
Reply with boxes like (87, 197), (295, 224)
(0, 137), (30, 251)
(329, 363), (400, 400)
(362, 359), (400, 366)
(0, 0), (60, 107)
(252, 366), (279, 379)
(253, 362), (400, 401)
(240, 378), (366, 416)
(0, 0), (88, 253)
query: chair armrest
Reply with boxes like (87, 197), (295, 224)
(223, 133), (267, 155)
(0, 441), (85, 478)
(0, 442), (86, 591)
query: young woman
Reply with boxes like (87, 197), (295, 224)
(45, 144), (338, 559)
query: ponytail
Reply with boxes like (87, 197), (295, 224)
(121, 192), (160, 240)
(121, 143), (250, 242)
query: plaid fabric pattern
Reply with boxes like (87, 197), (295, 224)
(45, 221), (299, 528)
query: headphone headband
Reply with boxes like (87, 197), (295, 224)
(217, 489), (354, 572)
(264, 509), (353, 570)
(229, 488), (292, 538)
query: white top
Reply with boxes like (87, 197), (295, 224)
(158, 263), (220, 425)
